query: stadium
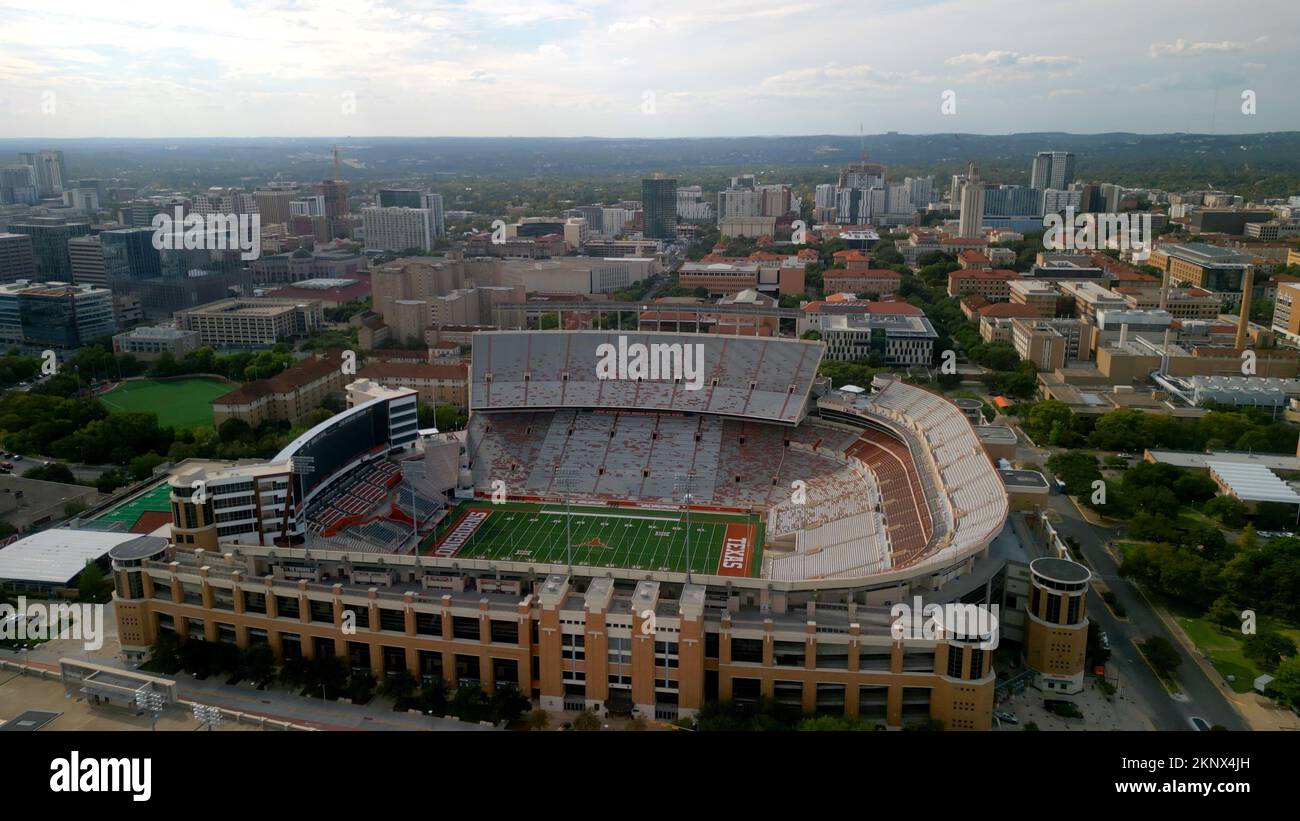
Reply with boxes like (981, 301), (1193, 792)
(117, 329), (1019, 727)
(460, 330), (1008, 589)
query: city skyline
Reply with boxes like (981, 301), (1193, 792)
(0, 0), (1297, 139)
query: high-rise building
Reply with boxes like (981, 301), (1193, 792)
(641, 175), (677, 239)
(17, 150), (68, 198)
(377, 189), (423, 209)
(0, 233), (36, 284)
(982, 185), (1042, 217)
(958, 163), (986, 238)
(7, 217), (91, 281)
(101, 228), (163, 283)
(1030, 151), (1076, 191)
(0, 164), (39, 205)
(69, 236), (107, 287)
(361, 206), (438, 253)
(314, 179), (349, 236)
(254, 189), (296, 226)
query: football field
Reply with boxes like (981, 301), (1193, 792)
(422, 501), (763, 577)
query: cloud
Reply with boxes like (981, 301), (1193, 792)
(1148, 38), (1255, 58)
(1048, 88), (1085, 97)
(759, 63), (934, 96)
(608, 17), (663, 33)
(945, 51), (1080, 80)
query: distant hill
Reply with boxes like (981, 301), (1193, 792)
(3, 132), (1298, 199)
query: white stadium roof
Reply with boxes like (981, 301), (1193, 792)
(1206, 462), (1300, 506)
(0, 529), (141, 585)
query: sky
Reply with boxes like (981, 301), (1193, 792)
(0, 0), (1296, 138)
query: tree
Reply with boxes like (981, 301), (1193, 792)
(238, 644), (275, 684)
(23, 462), (78, 484)
(1206, 595), (1240, 630)
(526, 708), (550, 731)
(377, 669), (418, 703)
(1243, 632), (1296, 673)
(77, 561), (112, 603)
(571, 711), (602, 731)
(419, 677), (449, 714)
(1271, 656), (1300, 707)
(1140, 637), (1182, 678)
(1203, 495), (1247, 528)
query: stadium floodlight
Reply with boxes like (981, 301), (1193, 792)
(292, 455), (316, 555)
(192, 702), (223, 731)
(553, 467), (578, 572)
(135, 689), (165, 731)
(674, 472), (697, 583)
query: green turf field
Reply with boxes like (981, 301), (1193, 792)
(99, 378), (232, 430)
(90, 482), (172, 528)
(423, 501), (764, 576)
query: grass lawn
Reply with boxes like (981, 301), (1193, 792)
(1177, 611), (1300, 693)
(99, 378), (232, 430)
(422, 500), (764, 577)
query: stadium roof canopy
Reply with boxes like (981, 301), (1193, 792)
(1206, 462), (1300, 505)
(0, 529), (140, 586)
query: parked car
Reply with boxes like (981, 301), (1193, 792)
(994, 711), (1019, 725)
(1099, 630), (1110, 651)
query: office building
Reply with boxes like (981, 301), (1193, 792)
(641, 175), (678, 239)
(0, 233), (36, 284)
(0, 164), (39, 205)
(18, 150), (68, 198)
(0, 280), (115, 348)
(1029, 151), (1075, 191)
(175, 297), (324, 348)
(957, 162), (985, 238)
(6, 218), (91, 281)
(111, 326), (202, 360)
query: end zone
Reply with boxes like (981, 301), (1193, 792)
(430, 509), (492, 557)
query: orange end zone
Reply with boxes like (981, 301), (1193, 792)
(716, 522), (756, 577)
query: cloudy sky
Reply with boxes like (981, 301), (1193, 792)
(0, 0), (1295, 138)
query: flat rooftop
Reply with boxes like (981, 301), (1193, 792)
(999, 469), (1049, 489)
(975, 425), (1018, 444)
(1146, 449), (1300, 471)
(0, 529), (141, 585)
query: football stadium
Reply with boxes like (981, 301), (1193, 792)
(111, 329), (1030, 728)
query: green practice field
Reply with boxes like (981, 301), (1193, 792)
(99, 378), (232, 430)
(90, 482), (172, 528)
(423, 501), (764, 577)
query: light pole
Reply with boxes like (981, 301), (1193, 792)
(553, 467), (577, 572)
(674, 472), (696, 582)
(292, 455), (316, 555)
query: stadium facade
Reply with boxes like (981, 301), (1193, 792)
(111, 331), (1049, 729)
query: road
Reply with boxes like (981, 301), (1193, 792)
(1028, 479), (1247, 731)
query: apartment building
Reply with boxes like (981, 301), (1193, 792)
(211, 351), (348, 427)
(947, 269), (1020, 301)
(355, 360), (470, 407)
(824, 268), (902, 298)
(1008, 279), (1063, 318)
